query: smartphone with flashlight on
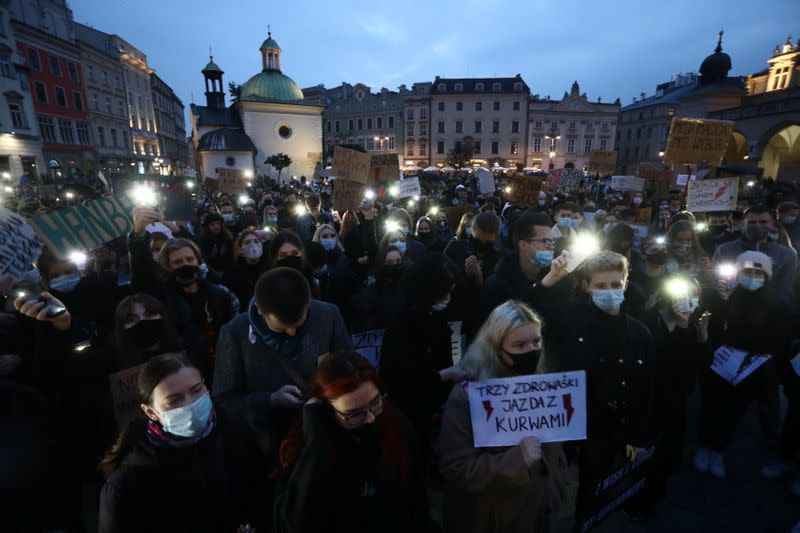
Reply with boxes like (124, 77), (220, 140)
(13, 289), (67, 318)
(717, 263), (738, 291)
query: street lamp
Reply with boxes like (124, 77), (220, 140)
(545, 132), (560, 170)
(658, 151), (665, 157)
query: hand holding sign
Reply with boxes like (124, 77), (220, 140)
(541, 251), (570, 287)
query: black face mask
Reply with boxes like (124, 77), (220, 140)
(646, 251), (668, 266)
(124, 318), (164, 350)
(470, 238), (494, 255)
(709, 224), (728, 235)
(417, 231), (433, 241)
(745, 225), (770, 243)
(381, 264), (405, 284)
(172, 265), (200, 287)
(278, 255), (304, 271)
(502, 349), (541, 375)
(350, 416), (381, 446)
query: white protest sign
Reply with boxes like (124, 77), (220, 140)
(791, 353), (800, 377)
(712, 345), (771, 386)
(467, 371), (587, 447)
(395, 177), (421, 199)
(610, 176), (645, 192)
(449, 321), (463, 364)
(676, 174), (697, 186)
(352, 329), (385, 368)
(0, 207), (43, 283)
(687, 177), (739, 213)
(475, 167), (496, 194)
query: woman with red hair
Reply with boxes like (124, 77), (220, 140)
(273, 351), (429, 533)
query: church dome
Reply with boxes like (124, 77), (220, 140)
(240, 70), (304, 102)
(700, 31), (732, 84)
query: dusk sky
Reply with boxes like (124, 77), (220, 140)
(71, 0), (798, 110)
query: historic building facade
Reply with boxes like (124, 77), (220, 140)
(527, 81), (619, 171)
(151, 72), (189, 175)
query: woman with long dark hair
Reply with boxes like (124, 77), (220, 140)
(99, 353), (263, 532)
(223, 230), (270, 305)
(113, 294), (182, 369)
(197, 212), (235, 275)
(349, 244), (409, 332)
(273, 351), (428, 533)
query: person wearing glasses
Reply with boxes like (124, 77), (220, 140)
(273, 351), (429, 533)
(479, 212), (570, 325)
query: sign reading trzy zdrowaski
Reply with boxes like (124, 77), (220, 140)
(467, 370), (587, 447)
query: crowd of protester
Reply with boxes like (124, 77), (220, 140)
(1, 171), (799, 532)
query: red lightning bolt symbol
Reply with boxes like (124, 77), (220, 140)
(562, 393), (575, 425)
(482, 400), (494, 421)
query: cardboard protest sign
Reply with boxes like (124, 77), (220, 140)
(216, 168), (246, 194)
(638, 168), (674, 200)
(475, 167), (496, 194)
(712, 345), (771, 386)
(546, 169), (563, 189)
(369, 153), (400, 189)
(164, 183), (194, 221)
(466, 371), (587, 447)
(396, 177), (421, 199)
(27, 194), (135, 259)
(0, 207), (43, 283)
(333, 179), (366, 213)
(587, 150), (618, 174)
(352, 329), (385, 368)
(444, 204), (473, 229)
(664, 117), (734, 165)
(449, 321), (464, 364)
(331, 146), (372, 184)
(635, 207), (652, 225)
(610, 176), (645, 192)
(561, 168), (583, 190)
(578, 443), (656, 532)
(109, 363), (146, 431)
(687, 177), (739, 213)
(509, 176), (544, 207)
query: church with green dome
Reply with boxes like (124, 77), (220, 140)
(189, 30), (324, 183)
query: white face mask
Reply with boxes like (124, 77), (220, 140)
(243, 242), (263, 260)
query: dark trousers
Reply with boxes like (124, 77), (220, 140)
(779, 385), (800, 460)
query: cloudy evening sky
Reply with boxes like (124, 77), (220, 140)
(71, 0), (798, 110)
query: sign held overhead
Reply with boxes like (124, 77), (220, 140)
(663, 117), (734, 165)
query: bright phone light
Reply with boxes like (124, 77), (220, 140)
(388, 185), (399, 197)
(655, 236), (666, 245)
(185, 180), (195, 189)
(294, 204), (307, 216)
(364, 190), (376, 200)
(717, 263), (737, 279)
(238, 194), (250, 206)
(130, 184), (157, 206)
(505, 186), (512, 194)
(69, 251), (87, 270)
(573, 233), (599, 254)
(665, 277), (691, 298)
(429, 205), (440, 215)
(385, 220), (400, 233)
(65, 191), (75, 199)
(695, 222), (708, 232)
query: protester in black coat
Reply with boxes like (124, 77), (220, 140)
(198, 212), (235, 275)
(223, 230), (270, 306)
(342, 203), (380, 283)
(349, 244), (408, 332)
(99, 354), (264, 533)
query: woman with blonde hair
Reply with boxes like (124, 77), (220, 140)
(439, 300), (567, 533)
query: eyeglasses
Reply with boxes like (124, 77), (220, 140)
(332, 393), (386, 427)
(530, 238), (556, 249)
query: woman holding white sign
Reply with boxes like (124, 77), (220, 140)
(439, 300), (567, 533)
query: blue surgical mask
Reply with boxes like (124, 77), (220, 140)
(558, 218), (578, 229)
(738, 274), (765, 292)
(50, 273), (81, 293)
(675, 296), (700, 314)
(222, 213), (234, 222)
(532, 250), (554, 268)
(158, 392), (213, 438)
(265, 215), (278, 225)
(320, 238), (338, 251)
(391, 240), (407, 255)
(199, 263), (209, 278)
(431, 300), (449, 312)
(591, 288), (625, 313)
(783, 215), (798, 225)
(400, 226), (410, 236)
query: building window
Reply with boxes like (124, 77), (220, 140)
(407, 109), (414, 120)
(419, 123), (427, 135)
(388, 116), (395, 128)
(407, 123), (414, 136)
(366, 138), (375, 151)
(586, 122), (594, 131)
(456, 121), (463, 134)
(437, 83), (446, 91)
(474, 141), (481, 154)
(511, 141), (519, 154)
(647, 126), (653, 139)
(456, 101), (463, 111)
(454, 83), (463, 92)
(97, 126), (105, 146)
(492, 83), (502, 91)
(49, 55), (61, 77)
(455, 141), (463, 152)
(437, 121), (445, 134)
(39, 116), (56, 142)
(475, 82), (484, 91)
(569, 121), (576, 130)
(9, 103), (26, 129)
(102, 70), (108, 85)
(407, 140), (414, 156)
(0, 59), (12, 78)
(27, 48), (40, 70)
(514, 82), (523, 91)
(92, 92), (99, 111)
(601, 122), (609, 131)
(492, 121), (500, 133)
(493, 101), (500, 111)
(55, 87), (67, 108)
(491, 141), (499, 154)
(567, 138), (576, 153)
(584, 138), (592, 154)
(73, 92), (83, 111)
(110, 128), (118, 147)
(474, 121), (482, 133)
(67, 62), (78, 82)
(377, 117), (382, 129)
(437, 141), (445, 154)
(419, 108), (427, 120)
(367, 117), (373, 129)
(347, 119), (353, 131)
(357, 118), (363, 130)
(636, 128), (641, 140)
(600, 139), (607, 150)
(475, 101), (482, 111)
(535, 120), (542, 129)
(533, 137), (542, 152)
(18, 71), (28, 92)
(122, 130), (129, 148)
(512, 121), (519, 133)
(419, 140), (427, 156)
(626, 129), (632, 140)
(88, 65), (95, 81)
(34, 82), (47, 103)
(388, 137), (395, 150)
(334, 120), (340, 133)
(58, 119), (74, 144)
(513, 101), (520, 111)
